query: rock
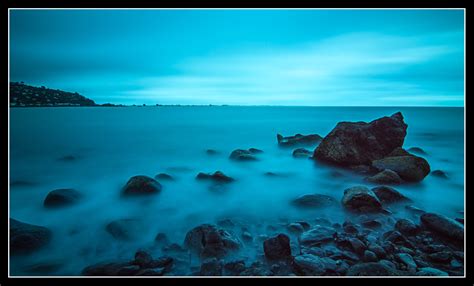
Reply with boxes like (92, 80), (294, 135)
(372, 155), (430, 182)
(388, 147), (412, 157)
(116, 265), (140, 276)
(313, 112), (407, 166)
(368, 243), (386, 259)
(420, 213), (464, 242)
(81, 261), (131, 276)
(43, 188), (82, 208)
(224, 260), (246, 275)
(154, 233), (169, 245)
(371, 186), (410, 204)
(184, 224), (241, 258)
(361, 220), (382, 230)
(405, 205), (426, 215)
(206, 149), (219, 155)
(277, 133), (322, 147)
(105, 219), (142, 240)
(300, 226), (336, 246)
(287, 223), (305, 234)
(292, 148), (312, 158)
(199, 258), (223, 276)
(363, 250), (378, 262)
(196, 171), (234, 183)
(229, 149), (258, 161)
(407, 147), (427, 155)
(343, 221), (359, 234)
(346, 262), (400, 276)
(348, 237), (366, 255)
(416, 267), (449, 276)
(134, 250), (153, 268)
(395, 219), (418, 236)
(248, 148), (263, 154)
(366, 169), (402, 184)
(291, 194), (336, 208)
(383, 230), (408, 246)
(431, 170), (448, 179)
(341, 186), (383, 213)
(10, 218), (52, 255)
(396, 253), (417, 272)
(293, 254), (337, 275)
(155, 173), (174, 181)
(122, 175), (162, 196)
(428, 251), (452, 263)
(263, 234), (291, 260)
(239, 261), (272, 276)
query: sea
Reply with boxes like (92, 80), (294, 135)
(9, 106), (465, 275)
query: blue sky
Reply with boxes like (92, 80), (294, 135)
(9, 9), (464, 106)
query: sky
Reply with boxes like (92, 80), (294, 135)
(9, 9), (465, 106)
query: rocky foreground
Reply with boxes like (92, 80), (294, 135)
(10, 112), (464, 276)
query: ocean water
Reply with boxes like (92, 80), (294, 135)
(9, 106), (464, 275)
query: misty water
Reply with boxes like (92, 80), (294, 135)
(9, 106), (464, 276)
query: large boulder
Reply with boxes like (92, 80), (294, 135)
(291, 194), (336, 208)
(10, 218), (52, 255)
(420, 213), (464, 243)
(43, 188), (82, 208)
(313, 112), (407, 166)
(263, 234), (291, 260)
(277, 133), (322, 147)
(372, 155), (430, 182)
(184, 224), (241, 258)
(122, 175), (162, 196)
(342, 186), (383, 213)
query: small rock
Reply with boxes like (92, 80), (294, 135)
(155, 173), (174, 181)
(184, 224), (241, 258)
(229, 149), (258, 161)
(396, 253), (417, 272)
(431, 170), (448, 179)
(43, 188), (82, 208)
(199, 258), (223, 276)
(154, 233), (169, 245)
(395, 219), (418, 236)
(416, 267), (449, 276)
(224, 260), (246, 275)
(366, 169), (402, 185)
(134, 250), (153, 268)
(300, 226), (336, 246)
(342, 186), (384, 213)
(292, 148), (312, 158)
(361, 220), (382, 230)
(122, 176), (162, 196)
(206, 149), (219, 155)
(196, 171), (235, 183)
(372, 186), (410, 204)
(287, 223), (305, 234)
(346, 262), (400, 276)
(10, 218), (52, 255)
(277, 133), (322, 147)
(291, 194), (336, 208)
(428, 251), (452, 263)
(363, 250), (378, 262)
(263, 234), (291, 260)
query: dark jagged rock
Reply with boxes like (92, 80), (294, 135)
(10, 218), (52, 255)
(155, 173), (174, 181)
(229, 149), (258, 161)
(291, 194), (336, 208)
(43, 188), (82, 208)
(105, 219), (142, 240)
(313, 112), (407, 166)
(371, 186), (410, 204)
(196, 171), (234, 183)
(372, 155), (430, 182)
(277, 133), (322, 147)
(366, 169), (402, 184)
(420, 213), (464, 243)
(395, 219), (419, 236)
(342, 186), (383, 213)
(346, 262), (401, 276)
(431, 170), (448, 179)
(184, 224), (241, 258)
(122, 175), (162, 196)
(263, 234), (291, 260)
(407, 147), (427, 155)
(292, 148), (313, 158)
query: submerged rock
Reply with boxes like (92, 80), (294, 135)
(277, 133), (322, 147)
(155, 173), (174, 181)
(196, 171), (235, 183)
(10, 218), (52, 255)
(420, 213), (464, 243)
(407, 147), (427, 155)
(248, 148), (263, 154)
(122, 175), (162, 196)
(43, 188), (82, 208)
(184, 224), (241, 258)
(263, 234), (292, 260)
(366, 169), (402, 185)
(292, 148), (313, 158)
(291, 194), (336, 208)
(346, 262), (400, 276)
(229, 149), (258, 161)
(313, 112), (407, 166)
(372, 155), (430, 182)
(371, 186), (410, 204)
(205, 149), (220, 155)
(341, 186), (383, 213)
(105, 219), (142, 240)
(431, 170), (448, 179)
